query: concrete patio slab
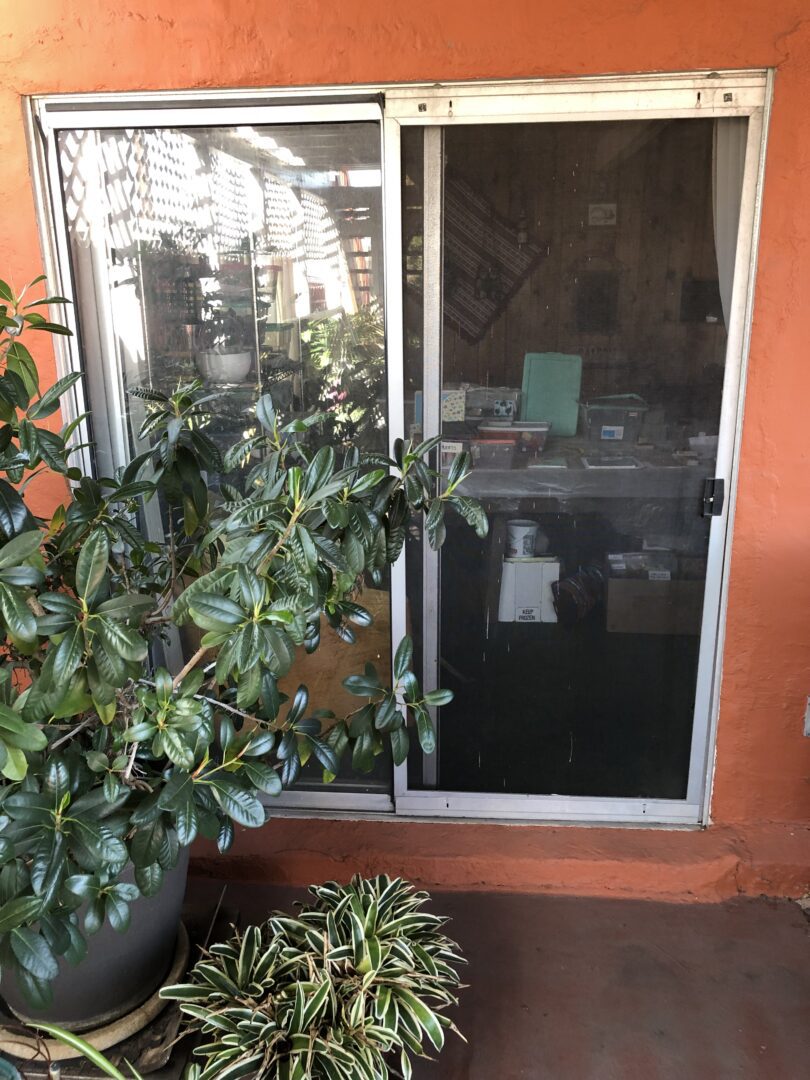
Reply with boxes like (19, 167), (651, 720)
(186, 879), (810, 1080)
(408, 891), (810, 1079)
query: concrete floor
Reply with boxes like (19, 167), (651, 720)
(187, 879), (810, 1080)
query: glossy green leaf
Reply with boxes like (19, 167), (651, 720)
(0, 703), (47, 751)
(0, 529), (41, 568)
(50, 622), (84, 684)
(158, 772), (198, 847)
(425, 499), (447, 549)
(160, 727), (195, 770)
(209, 779), (265, 828)
(0, 582), (36, 639)
(394, 635), (413, 682)
(105, 892), (131, 933)
(307, 737), (339, 776)
(11, 926), (59, 981)
(242, 759), (282, 797)
(75, 528), (110, 601)
(374, 694), (401, 733)
(423, 688), (454, 707)
(70, 821), (128, 871)
(351, 728), (375, 774)
(342, 670), (382, 698)
(131, 818), (166, 867)
(95, 617), (148, 662)
(28, 372), (82, 420)
(135, 862), (164, 897)
(255, 394), (276, 432)
(0, 743), (28, 780)
(415, 708), (436, 755)
(0, 894), (42, 932)
(447, 494), (489, 538)
(389, 725), (410, 766)
(189, 593), (246, 631)
(304, 445), (335, 498)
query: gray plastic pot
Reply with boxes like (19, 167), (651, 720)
(1, 848), (189, 1032)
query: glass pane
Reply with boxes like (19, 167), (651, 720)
(57, 120), (391, 796)
(405, 117), (746, 799)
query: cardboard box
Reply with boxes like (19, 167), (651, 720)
(498, 557), (560, 623)
(606, 578), (704, 635)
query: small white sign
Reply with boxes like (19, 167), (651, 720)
(648, 569), (672, 582)
(516, 606), (541, 622)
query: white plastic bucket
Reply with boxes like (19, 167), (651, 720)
(506, 519), (539, 558)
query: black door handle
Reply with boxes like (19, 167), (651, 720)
(702, 477), (725, 517)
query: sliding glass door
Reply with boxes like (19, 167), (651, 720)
(45, 102), (394, 807)
(34, 73), (769, 821)
(389, 79), (767, 822)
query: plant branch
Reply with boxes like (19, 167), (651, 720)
(263, 504), (302, 566)
(173, 645), (209, 689)
(123, 741), (139, 780)
(49, 716), (93, 751)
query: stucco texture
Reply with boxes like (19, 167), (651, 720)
(1, 1), (809, 898)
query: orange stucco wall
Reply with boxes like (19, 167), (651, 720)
(2, 1), (809, 898)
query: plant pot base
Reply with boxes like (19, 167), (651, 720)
(0, 923), (190, 1061)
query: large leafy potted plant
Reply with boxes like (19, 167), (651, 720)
(0, 276), (486, 1030)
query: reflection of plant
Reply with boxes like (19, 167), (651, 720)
(195, 305), (254, 352)
(163, 875), (465, 1080)
(304, 302), (385, 448)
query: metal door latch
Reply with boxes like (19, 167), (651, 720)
(702, 477), (725, 517)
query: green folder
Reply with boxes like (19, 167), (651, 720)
(520, 352), (583, 436)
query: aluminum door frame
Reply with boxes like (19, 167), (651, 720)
(386, 70), (773, 824)
(28, 96), (394, 815)
(26, 70), (773, 824)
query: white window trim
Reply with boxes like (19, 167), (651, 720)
(25, 69), (773, 825)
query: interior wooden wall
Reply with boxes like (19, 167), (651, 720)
(440, 119), (728, 418)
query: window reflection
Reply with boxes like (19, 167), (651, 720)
(58, 120), (391, 797)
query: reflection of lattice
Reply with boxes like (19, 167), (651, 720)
(59, 130), (91, 243)
(100, 132), (140, 252)
(59, 127), (356, 309)
(299, 190), (354, 307)
(58, 128), (214, 253)
(137, 131), (214, 247)
(264, 181), (354, 300)
(211, 150), (251, 251)
(59, 129), (142, 252)
(301, 191), (341, 269)
(263, 177), (305, 258)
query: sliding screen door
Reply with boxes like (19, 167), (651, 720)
(392, 84), (765, 821)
